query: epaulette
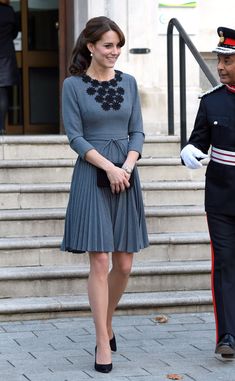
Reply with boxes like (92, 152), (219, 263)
(198, 84), (224, 99)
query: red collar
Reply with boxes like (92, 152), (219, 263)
(226, 84), (235, 93)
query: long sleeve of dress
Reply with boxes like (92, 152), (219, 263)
(127, 77), (145, 158)
(62, 78), (95, 159)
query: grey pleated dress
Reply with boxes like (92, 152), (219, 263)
(61, 70), (149, 253)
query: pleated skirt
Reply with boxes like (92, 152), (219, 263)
(61, 138), (149, 253)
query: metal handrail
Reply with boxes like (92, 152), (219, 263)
(167, 18), (219, 148)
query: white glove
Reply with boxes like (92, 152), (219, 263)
(180, 144), (208, 169)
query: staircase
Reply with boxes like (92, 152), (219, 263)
(0, 134), (212, 321)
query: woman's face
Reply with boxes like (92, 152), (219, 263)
(88, 30), (122, 69)
(217, 54), (235, 85)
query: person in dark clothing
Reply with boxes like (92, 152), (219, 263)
(181, 26), (235, 358)
(0, 0), (18, 134)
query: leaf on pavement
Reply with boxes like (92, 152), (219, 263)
(155, 314), (168, 323)
(167, 374), (183, 380)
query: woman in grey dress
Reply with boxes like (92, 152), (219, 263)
(61, 16), (149, 373)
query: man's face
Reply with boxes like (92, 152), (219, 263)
(217, 54), (235, 85)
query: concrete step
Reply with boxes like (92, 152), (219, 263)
(0, 183), (70, 210)
(0, 206), (207, 237)
(130, 261), (211, 293)
(0, 232), (211, 267)
(0, 134), (212, 321)
(0, 181), (205, 210)
(142, 181), (205, 206)
(0, 159), (74, 184)
(0, 158), (207, 184)
(0, 183), (70, 209)
(0, 135), (76, 160)
(0, 208), (64, 237)
(142, 135), (180, 157)
(0, 261), (211, 298)
(0, 290), (213, 321)
(139, 158), (207, 182)
(146, 205), (207, 233)
(0, 135), (180, 160)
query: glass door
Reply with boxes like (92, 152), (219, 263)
(7, 0), (59, 134)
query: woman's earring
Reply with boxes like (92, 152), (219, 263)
(90, 52), (93, 57)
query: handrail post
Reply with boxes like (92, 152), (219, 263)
(166, 18), (219, 146)
(167, 23), (174, 135)
(179, 36), (187, 149)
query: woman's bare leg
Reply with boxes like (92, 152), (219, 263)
(88, 252), (111, 364)
(107, 252), (134, 338)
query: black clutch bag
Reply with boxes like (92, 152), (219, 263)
(97, 163), (134, 188)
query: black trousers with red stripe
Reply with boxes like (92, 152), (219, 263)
(207, 212), (235, 342)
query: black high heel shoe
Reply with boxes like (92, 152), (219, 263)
(110, 333), (117, 352)
(94, 346), (112, 373)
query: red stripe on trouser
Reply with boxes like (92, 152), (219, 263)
(207, 215), (219, 343)
(210, 242), (219, 343)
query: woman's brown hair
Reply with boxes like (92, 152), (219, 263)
(69, 16), (125, 76)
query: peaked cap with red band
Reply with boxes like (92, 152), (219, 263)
(213, 26), (235, 55)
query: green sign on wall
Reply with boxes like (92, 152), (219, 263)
(159, 1), (197, 7)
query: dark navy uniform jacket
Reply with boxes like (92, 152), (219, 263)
(188, 85), (235, 215)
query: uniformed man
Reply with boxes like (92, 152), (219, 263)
(181, 26), (235, 358)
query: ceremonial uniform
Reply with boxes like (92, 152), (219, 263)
(189, 84), (235, 216)
(188, 84), (235, 344)
(181, 26), (235, 357)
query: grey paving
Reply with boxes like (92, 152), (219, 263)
(0, 312), (234, 381)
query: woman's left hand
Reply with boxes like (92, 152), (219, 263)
(107, 166), (131, 194)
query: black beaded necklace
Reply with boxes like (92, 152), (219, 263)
(82, 70), (125, 111)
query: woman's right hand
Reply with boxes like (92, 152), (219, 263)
(106, 165), (131, 194)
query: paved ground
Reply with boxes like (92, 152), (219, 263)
(0, 312), (234, 381)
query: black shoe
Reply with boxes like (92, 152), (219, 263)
(94, 346), (112, 373)
(110, 333), (117, 352)
(221, 353), (235, 359)
(215, 334), (235, 355)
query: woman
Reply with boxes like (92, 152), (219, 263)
(61, 16), (149, 373)
(0, 0), (18, 134)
